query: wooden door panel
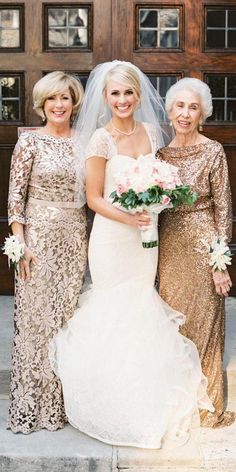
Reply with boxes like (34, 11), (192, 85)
(224, 146), (236, 295)
(0, 0), (236, 294)
(0, 146), (14, 293)
(0, 0), (112, 294)
(0, 147), (13, 215)
(114, 0), (236, 294)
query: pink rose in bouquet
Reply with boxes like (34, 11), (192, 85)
(110, 155), (198, 248)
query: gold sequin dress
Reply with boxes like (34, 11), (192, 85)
(157, 140), (235, 428)
(7, 132), (88, 433)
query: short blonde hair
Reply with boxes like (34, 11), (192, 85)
(103, 63), (141, 99)
(165, 77), (213, 121)
(33, 71), (84, 120)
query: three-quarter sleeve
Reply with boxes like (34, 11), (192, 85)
(8, 133), (35, 226)
(85, 128), (111, 160)
(210, 144), (233, 242)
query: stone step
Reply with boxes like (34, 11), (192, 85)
(1, 395), (236, 472)
(114, 389), (236, 471)
(0, 399), (113, 472)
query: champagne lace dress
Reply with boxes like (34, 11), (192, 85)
(49, 126), (214, 449)
(7, 132), (88, 433)
(158, 140), (235, 428)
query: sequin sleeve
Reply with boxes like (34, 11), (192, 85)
(210, 144), (233, 242)
(8, 133), (35, 226)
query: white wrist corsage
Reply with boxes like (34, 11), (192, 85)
(209, 238), (232, 272)
(2, 234), (25, 272)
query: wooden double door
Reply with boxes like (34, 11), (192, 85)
(0, 0), (236, 294)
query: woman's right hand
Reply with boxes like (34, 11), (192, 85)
(19, 245), (37, 281)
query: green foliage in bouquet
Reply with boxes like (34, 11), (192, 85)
(110, 185), (198, 211)
(164, 185), (198, 208)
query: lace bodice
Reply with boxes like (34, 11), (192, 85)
(8, 132), (85, 225)
(85, 122), (158, 201)
(86, 122), (158, 160)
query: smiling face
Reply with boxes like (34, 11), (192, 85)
(169, 89), (203, 136)
(43, 89), (73, 126)
(105, 79), (139, 120)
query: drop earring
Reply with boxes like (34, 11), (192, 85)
(199, 122), (203, 132)
(169, 120), (173, 127)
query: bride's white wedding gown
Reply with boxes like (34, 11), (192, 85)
(50, 125), (214, 449)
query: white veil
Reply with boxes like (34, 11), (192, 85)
(73, 60), (173, 206)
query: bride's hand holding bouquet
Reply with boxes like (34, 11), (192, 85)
(110, 155), (198, 248)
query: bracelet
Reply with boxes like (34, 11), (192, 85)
(209, 238), (232, 272)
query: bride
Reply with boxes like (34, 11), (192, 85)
(50, 61), (214, 449)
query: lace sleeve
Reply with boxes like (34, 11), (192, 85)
(144, 122), (158, 153)
(8, 133), (35, 226)
(210, 143), (232, 243)
(85, 128), (111, 160)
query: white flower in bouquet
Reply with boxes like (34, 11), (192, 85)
(110, 155), (198, 248)
(209, 238), (232, 271)
(2, 235), (25, 270)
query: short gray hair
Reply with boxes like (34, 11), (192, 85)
(165, 77), (213, 121)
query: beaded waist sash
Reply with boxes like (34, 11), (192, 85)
(28, 196), (80, 209)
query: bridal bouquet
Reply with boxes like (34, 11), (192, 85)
(2, 234), (25, 271)
(110, 155), (198, 248)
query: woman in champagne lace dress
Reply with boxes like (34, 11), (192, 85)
(7, 71), (87, 433)
(158, 78), (235, 428)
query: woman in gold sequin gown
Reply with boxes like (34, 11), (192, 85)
(7, 72), (87, 433)
(158, 78), (235, 428)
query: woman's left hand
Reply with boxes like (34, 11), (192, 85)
(212, 269), (232, 297)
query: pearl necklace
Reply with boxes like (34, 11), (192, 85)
(111, 119), (137, 136)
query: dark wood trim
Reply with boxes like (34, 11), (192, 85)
(204, 123), (236, 127)
(43, 69), (90, 89)
(42, 69), (90, 75)
(144, 70), (183, 77)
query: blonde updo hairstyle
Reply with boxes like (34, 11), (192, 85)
(33, 71), (84, 122)
(165, 77), (213, 122)
(103, 63), (142, 102)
